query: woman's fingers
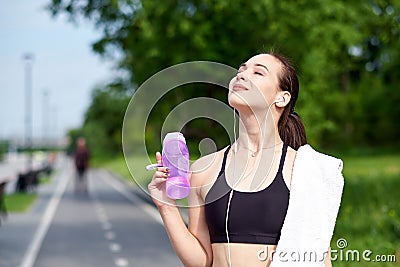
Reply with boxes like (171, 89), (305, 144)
(151, 168), (170, 186)
(156, 152), (162, 166)
(155, 170), (169, 178)
(152, 176), (167, 185)
(157, 166), (170, 173)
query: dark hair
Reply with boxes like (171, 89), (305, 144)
(269, 52), (307, 150)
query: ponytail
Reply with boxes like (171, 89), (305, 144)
(269, 52), (307, 150)
(278, 111), (307, 150)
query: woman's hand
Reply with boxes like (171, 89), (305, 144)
(148, 152), (176, 208)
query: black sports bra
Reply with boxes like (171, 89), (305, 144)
(204, 144), (290, 245)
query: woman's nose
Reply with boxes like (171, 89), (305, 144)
(236, 71), (247, 81)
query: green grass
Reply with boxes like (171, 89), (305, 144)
(332, 153), (400, 267)
(4, 193), (38, 212)
(39, 175), (52, 185)
(98, 150), (400, 266)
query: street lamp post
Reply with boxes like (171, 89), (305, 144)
(42, 89), (49, 147)
(23, 53), (34, 172)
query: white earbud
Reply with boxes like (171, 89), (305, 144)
(275, 97), (284, 103)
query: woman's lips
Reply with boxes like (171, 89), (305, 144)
(232, 84), (248, 91)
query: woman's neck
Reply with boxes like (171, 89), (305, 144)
(236, 110), (282, 151)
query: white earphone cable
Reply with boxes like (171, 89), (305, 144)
(225, 189), (234, 267)
(233, 108), (238, 153)
(225, 108), (237, 267)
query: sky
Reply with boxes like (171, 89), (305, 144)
(0, 1), (115, 144)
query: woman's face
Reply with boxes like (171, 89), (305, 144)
(228, 54), (282, 111)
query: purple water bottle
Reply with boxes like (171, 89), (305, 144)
(162, 132), (190, 199)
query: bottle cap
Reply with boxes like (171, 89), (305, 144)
(163, 132), (186, 146)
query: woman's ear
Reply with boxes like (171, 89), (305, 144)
(275, 91), (291, 108)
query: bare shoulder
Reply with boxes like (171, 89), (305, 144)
(190, 148), (226, 184)
(190, 147), (228, 199)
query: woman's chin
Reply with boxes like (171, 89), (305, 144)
(228, 97), (267, 113)
(229, 93), (250, 107)
(228, 98), (248, 110)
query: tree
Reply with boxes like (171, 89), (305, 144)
(48, 0), (400, 151)
(82, 81), (131, 157)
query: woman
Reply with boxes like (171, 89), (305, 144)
(148, 53), (344, 267)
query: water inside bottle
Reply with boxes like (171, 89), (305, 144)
(166, 176), (190, 199)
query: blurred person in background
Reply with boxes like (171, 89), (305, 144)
(74, 137), (90, 194)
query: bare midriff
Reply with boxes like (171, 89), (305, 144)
(211, 243), (277, 267)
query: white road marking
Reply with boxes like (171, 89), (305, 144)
(98, 213), (109, 223)
(19, 164), (70, 267)
(114, 257), (129, 266)
(105, 231), (116, 240)
(93, 201), (103, 211)
(102, 221), (112, 230)
(96, 209), (106, 217)
(109, 242), (122, 252)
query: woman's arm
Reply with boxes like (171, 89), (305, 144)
(148, 152), (213, 267)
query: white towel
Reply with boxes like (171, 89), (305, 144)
(270, 144), (344, 267)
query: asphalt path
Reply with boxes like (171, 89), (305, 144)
(32, 164), (182, 267)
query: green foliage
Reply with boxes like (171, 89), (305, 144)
(65, 128), (84, 155)
(0, 140), (9, 161)
(39, 175), (52, 185)
(4, 193), (38, 213)
(82, 83), (131, 158)
(332, 153), (400, 266)
(47, 0), (400, 155)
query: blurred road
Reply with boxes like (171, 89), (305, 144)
(0, 156), (182, 267)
